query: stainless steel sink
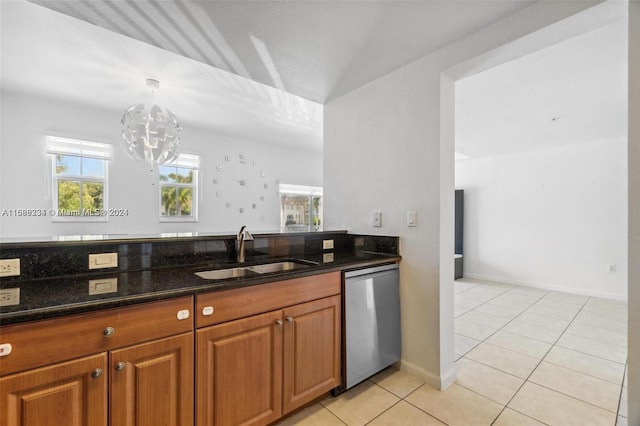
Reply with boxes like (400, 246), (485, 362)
(195, 267), (254, 280)
(195, 260), (317, 280)
(247, 261), (312, 274)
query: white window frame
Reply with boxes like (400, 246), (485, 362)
(158, 154), (199, 222)
(279, 183), (323, 232)
(47, 136), (111, 223)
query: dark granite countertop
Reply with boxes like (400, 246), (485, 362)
(0, 250), (400, 325)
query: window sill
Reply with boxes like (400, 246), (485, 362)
(51, 216), (108, 223)
(159, 216), (198, 223)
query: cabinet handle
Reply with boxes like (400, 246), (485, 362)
(115, 362), (126, 372)
(0, 343), (12, 357)
(91, 368), (103, 379)
(275, 319), (283, 327)
(286, 316), (294, 323)
(103, 327), (115, 337)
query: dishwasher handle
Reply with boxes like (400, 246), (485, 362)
(344, 263), (398, 278)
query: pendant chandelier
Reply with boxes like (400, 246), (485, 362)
(121, 78), (181, 168)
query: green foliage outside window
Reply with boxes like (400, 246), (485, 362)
(55, 155), (105, 215)
(159, 167), (194, 217)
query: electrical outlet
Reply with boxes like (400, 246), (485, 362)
(607, 264), (617, 273)
(0, 258), (20, 277)
(0, 288), (20, 306)
(88, 278), (118, 295)
(322, 239), (334, 250)
(89, 253), (118, 270)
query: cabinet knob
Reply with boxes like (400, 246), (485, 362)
(91, 368), (103, 379)
(115, 362), (126, 372)
(275, 319), (283, 327)
(286, 316), (294, 323)
(103, 327), (115, 337)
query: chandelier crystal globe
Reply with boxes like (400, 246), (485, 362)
(121, 79), (181, 167)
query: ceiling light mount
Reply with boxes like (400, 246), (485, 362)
(145, 78), (159, 91)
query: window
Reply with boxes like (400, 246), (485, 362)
(159, 154), (199, 221)
(48, 136), (111, 221)
(279, 184), (323, 232)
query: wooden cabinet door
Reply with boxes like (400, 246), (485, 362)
(0, 353), (107, 426)
(282, 295), (341, 414)
(196, 310), (283, 426)
(109, 333), (193, 426)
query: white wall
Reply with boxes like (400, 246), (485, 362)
(627, 1), (639, 423)
(0, 91), (322, 238)
(456, 139), (627, 300)
(324, 1), (618, 388)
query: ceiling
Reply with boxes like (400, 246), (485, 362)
(2, 1), (626, 158)
(1, 0), (325, 152)
(24, 0), (535, 104)
(455, 18), (627, 159)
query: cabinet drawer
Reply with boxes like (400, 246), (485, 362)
(0, 296), (194, 376)
(196, 272), (341, 327)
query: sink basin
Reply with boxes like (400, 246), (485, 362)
(195, 267), (254, 280)
(247, 261), (313, 274)
(195, 260), (317, 280)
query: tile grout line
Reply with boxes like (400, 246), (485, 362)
(615, 363), (629, 425)
(366, 378), (453, 426)
(361, 397), (402, 426)
(484, 292), (588, 425)
(456, 285), (553, 358)
(456, 282), (628, 424)
(464, 288), (589, 424)
(317, 398), (349, 425)
(489, 293), (625, 423)
(400, 384), (453, 426)
(462, 289), (628, 372)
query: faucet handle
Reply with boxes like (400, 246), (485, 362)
(244, 230), (254, 241)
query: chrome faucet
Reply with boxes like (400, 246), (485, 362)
(236, 225), (254, 263)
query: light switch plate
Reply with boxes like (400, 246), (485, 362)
(407, 211), (417, 227)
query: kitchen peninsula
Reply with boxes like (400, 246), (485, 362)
(0, 230), (400, 426)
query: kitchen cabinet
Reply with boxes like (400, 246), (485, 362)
(1, 270), (346, 426)
(0, 353), (107, 426)
(0, 297), (194, 426)
(196, 310), (283, 426)
(282, 295), (341, 414)
(110, 333), (193, 426)
(195, 272), (341, 426)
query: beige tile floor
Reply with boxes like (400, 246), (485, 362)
(275, 278), (628, 426)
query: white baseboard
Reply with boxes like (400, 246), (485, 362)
(462, 272), (627, 301)
(398, 360), (457, 390)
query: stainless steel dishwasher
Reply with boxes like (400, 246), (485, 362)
(338, 263), (400, 392)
